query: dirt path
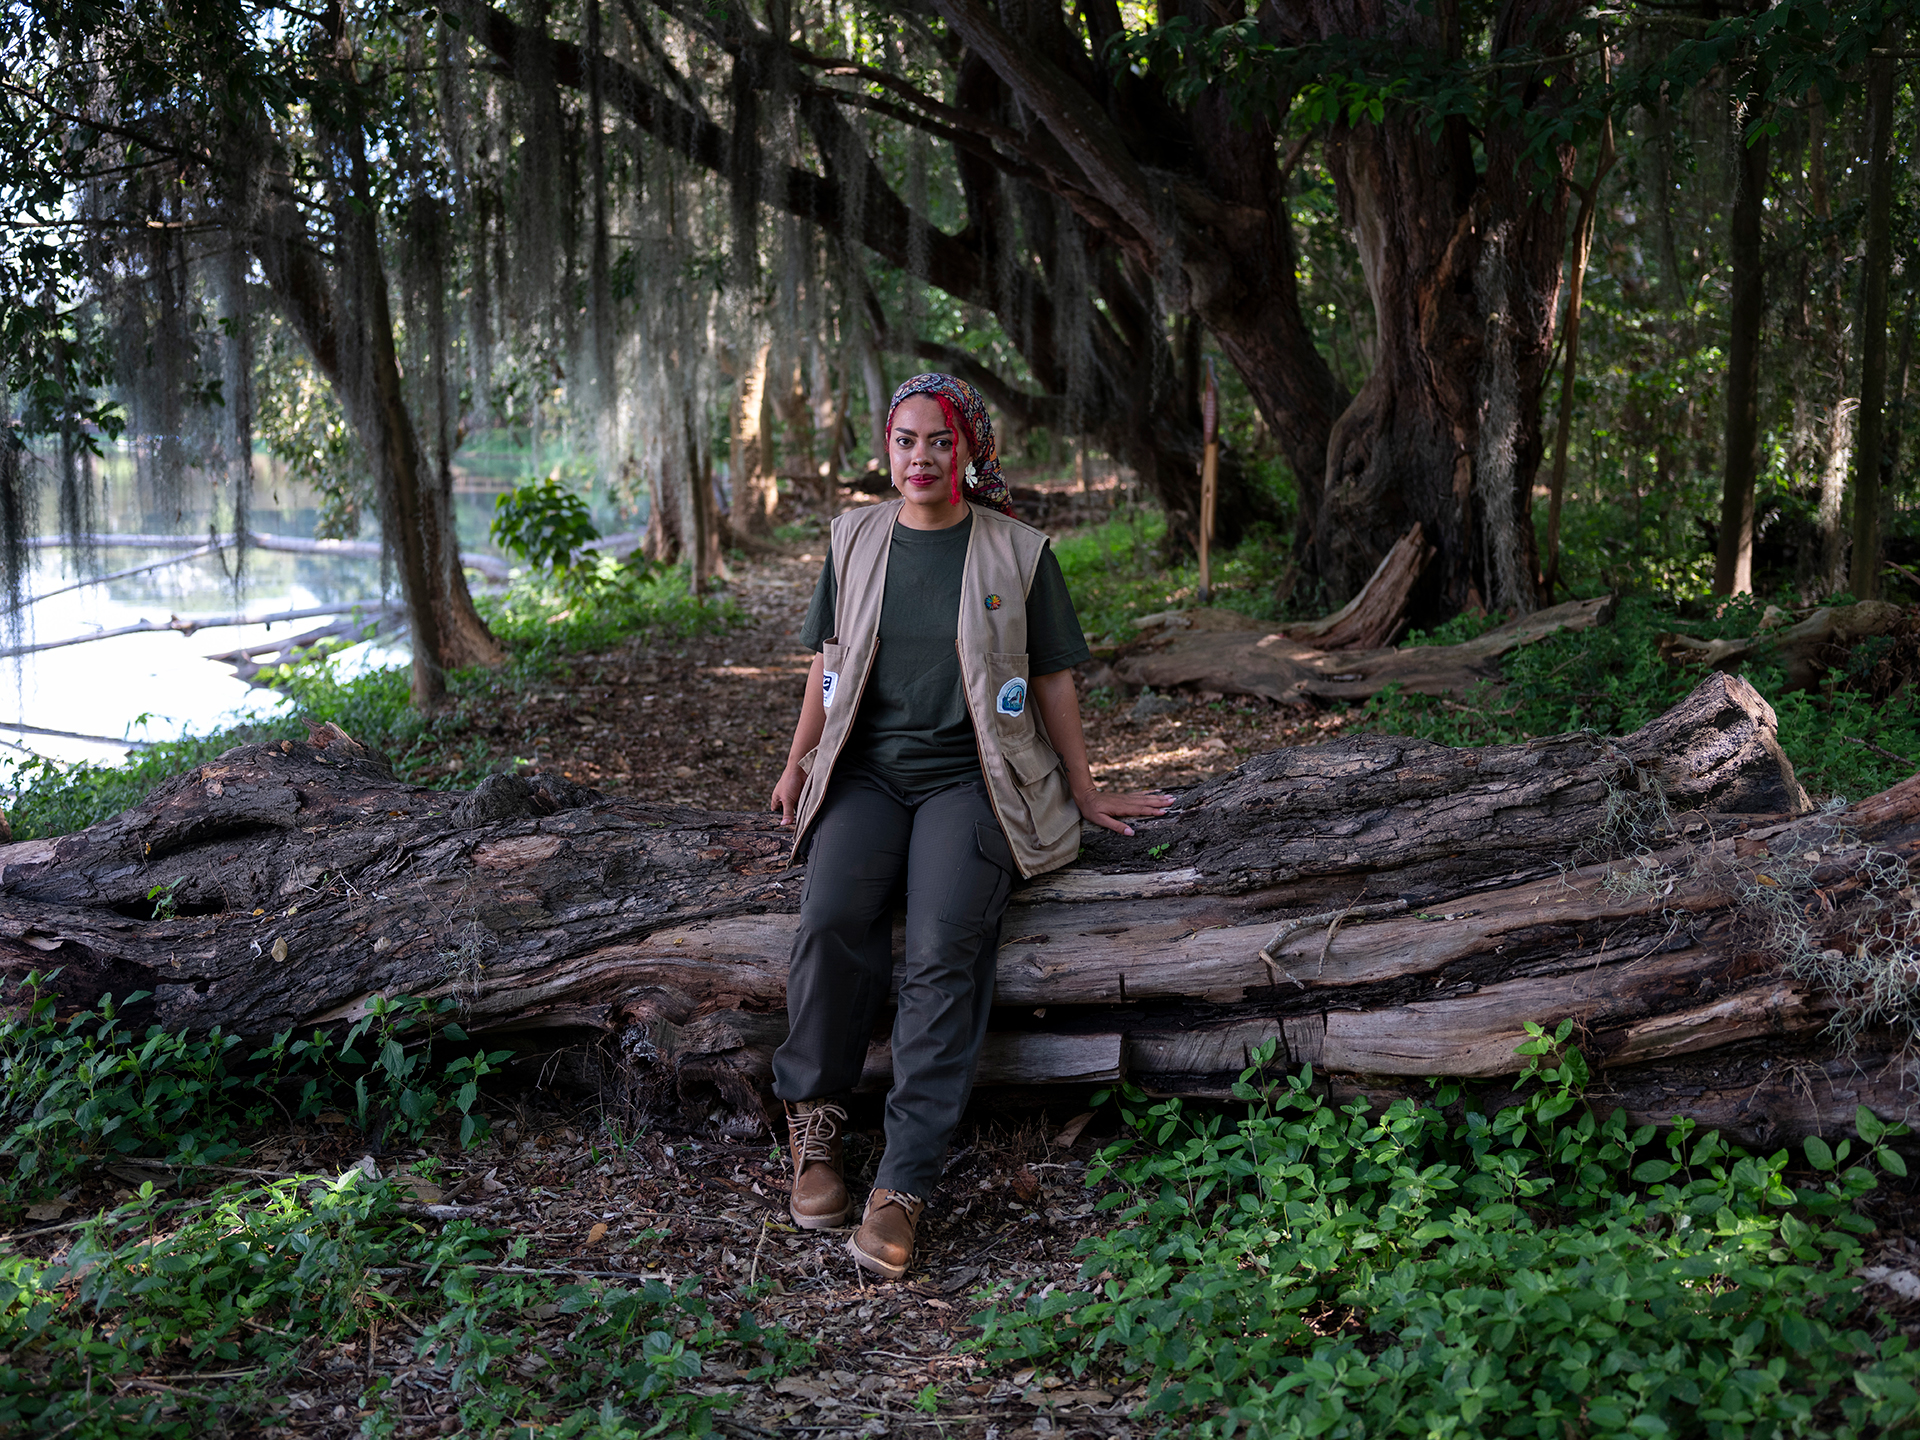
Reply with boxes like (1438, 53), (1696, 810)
(494, 537), (1347, 814)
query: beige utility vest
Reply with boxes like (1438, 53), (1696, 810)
(792, 499), (1083, 878)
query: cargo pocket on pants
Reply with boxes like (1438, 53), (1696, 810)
(936, 820), (1015, 931)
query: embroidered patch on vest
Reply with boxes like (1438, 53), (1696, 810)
(995, 677), (1027, 716)
(984, 593), (1002, 610)
(821, 670), (840, 709)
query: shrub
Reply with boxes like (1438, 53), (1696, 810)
(490, 476), (601, 572)
(0, 974), (508, 1199)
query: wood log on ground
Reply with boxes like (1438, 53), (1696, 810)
(1658, 599), (1915, 692)
(1111, 593), (1614, 705)
(4, 679), (1918, 1150)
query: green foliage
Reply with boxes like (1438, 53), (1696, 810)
(491, 476), (603, 572)
(1115, 0), (1905, 166)
(0, 974), (507, 1200)
(253, 329), (370, 539)
(1400, 610), (1506, 648)
(478, 553), (738, 657)
(1358, 596), (1920, 799)
(0, 1174), (803, 1437)
(972, 1041), (1916, 1439)
(0, 722), (286, 842)
(1051, 509), (1298, 644)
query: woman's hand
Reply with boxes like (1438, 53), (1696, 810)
(1072, 785), (1174, 838)
(1030, 671), (1173, 837)
(770, 764), (807, 827)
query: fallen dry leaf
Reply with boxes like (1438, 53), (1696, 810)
(586, 1222), (608, 1246)
(396, 1174), (445, 1204)
(25, 1202), (68, 1222)
(1050, 1111), (1095, 1148)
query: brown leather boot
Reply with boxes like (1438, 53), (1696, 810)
(784, 1100), (850, 1229)
(847, 1188), (924, 1280)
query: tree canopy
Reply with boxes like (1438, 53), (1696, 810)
(4, 0), (1919, 702)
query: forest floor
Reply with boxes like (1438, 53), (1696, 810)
(22, 1086), (1146, 1437)
(454, 537), (1347, 814)
(15, 527), (1920, 1435)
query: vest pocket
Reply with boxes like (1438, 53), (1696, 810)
(819, 642), (849, 711)
(1002, 738), (1081, 848)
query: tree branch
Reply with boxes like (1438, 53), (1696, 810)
(929, 0), (1159, 252)
(449, 0), (992, 306)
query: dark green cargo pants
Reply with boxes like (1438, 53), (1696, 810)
(773, 767), (1015, 1198)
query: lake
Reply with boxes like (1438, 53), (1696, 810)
(2, 441), (642, 770)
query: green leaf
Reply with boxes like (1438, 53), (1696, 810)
(1804, 1136), (1836, 1172)
(1856, 1106), (1885, 1144)
(1876, 1146), (1908, 1178)
(1632, 1159), (1676, 1184)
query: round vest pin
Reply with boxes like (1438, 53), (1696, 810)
(984, 594), (1002, 610)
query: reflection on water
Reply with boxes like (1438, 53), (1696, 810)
(3, 543), (411, 767)
(1, 438), (636, 770)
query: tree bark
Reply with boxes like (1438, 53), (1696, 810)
(1544, 110), (1615, 596)
(729, 341), (779, 534)
(1808, 91), (1853, 596)
(1283, 0), (1573, 617)
(1110, 592), (1610, 704)
(1849, 25), (1900, 602)
(11, 676), (1915, 1151)
(1715, 104), (1769, 597)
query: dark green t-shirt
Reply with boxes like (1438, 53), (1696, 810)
(799, 513), (1092, 794)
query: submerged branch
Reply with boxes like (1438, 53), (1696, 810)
(0, 602), (404, 659)
(21, 531), (511, 580)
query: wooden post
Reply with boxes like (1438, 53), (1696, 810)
(1198, 359), (1219, 603)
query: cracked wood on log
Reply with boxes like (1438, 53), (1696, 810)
(3, 676), (1917, 1148)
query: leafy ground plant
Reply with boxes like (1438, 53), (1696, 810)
(0, 976), (508, 1200)
(971, 1034), (1916, 1439)
(0, 1174), (803, 1437)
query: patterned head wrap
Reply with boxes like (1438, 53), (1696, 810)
(885, 373), (1014, 516)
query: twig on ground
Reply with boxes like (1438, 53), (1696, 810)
(747, 1214), (770, 1287)
(1839, 734), (1917, 768)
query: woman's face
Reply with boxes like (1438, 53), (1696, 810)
(889, 393), (972, 525)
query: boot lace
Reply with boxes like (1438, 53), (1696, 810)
(875, 1189), (923, 1214)
(789, 1102), (847, 1167)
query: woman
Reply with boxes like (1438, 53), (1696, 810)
(767, 373), (1170, 1280)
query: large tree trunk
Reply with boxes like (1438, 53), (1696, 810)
(1301, 0), (1571, 618)
(252, 113), (504, 709)
(9, 676), (1918, 1150)
(729, 341), (780, 535)
(1715, 102), (1769, 596)
(1849, 24), (1900, 602)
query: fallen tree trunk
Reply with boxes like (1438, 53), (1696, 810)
(4, 678), (1917, 1149)
(1111, 594), (1614, 705)
(1658, 599), (1915, 692)
(1280, 522), (1434, 651)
